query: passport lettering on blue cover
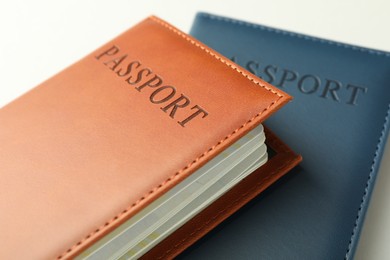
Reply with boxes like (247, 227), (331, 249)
(187, 12), (390, 260)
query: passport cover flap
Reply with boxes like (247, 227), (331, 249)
(142, 127), (302, 259)
(0, 16), (290, 259)
(189, 12), (390, 260)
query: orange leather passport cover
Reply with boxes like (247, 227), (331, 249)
(0, 16), (295, 259)
(143, 127), (302, 259)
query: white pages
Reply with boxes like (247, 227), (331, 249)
(77, 124), (268, 260)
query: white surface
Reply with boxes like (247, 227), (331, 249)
(0, 1), (389, 259)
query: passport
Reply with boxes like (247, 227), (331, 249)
(0, 16), (300, 259)
(188, 12), (390, 259)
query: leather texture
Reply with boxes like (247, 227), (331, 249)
(189, 12), (390, 260)
(0, 16), (291, 259)
(142, 127), (302, 259)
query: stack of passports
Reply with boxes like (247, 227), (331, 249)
(0, 17), (301, 259)
(187, 12), (390, 260)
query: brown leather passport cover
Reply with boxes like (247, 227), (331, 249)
(0, 16), (298, 259)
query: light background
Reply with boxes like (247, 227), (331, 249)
(0, 1), (389, 259)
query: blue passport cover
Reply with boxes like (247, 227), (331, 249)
(185, 12), (390, 259)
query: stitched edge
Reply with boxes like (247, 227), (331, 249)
(196, 12), (390, 258)
(157, 158), (295, 259)
(151, 16), (283, 97)
(56, 17), (283, 259)
(345, 103), (390, 259)
(198, 13), (390, 58)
